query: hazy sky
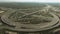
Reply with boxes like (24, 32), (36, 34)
(0, 0), (60, 3)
